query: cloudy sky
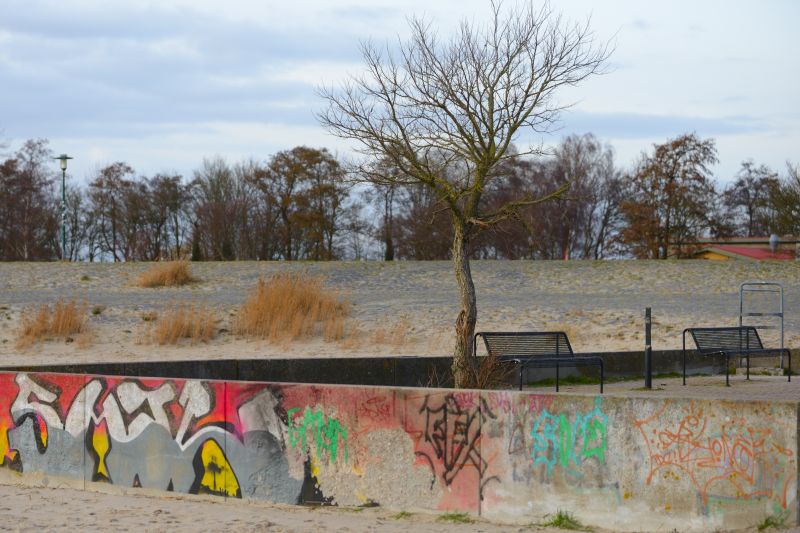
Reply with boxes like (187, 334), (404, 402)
(1, 0), (797, 184)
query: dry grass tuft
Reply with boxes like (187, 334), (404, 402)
(371, 318), (411, 346)
(135, 261), (195, 288)
(337, 321), (364, 350)
(422, 354), (513, 390)
(75, 331), (94, 349)
(463, 354), (516, 390)
(16, 300), (88, 349)
(151, 305), (216, 345)
(234, 273), (350, 343)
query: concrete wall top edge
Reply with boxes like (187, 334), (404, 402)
(2, 369), (798, 409)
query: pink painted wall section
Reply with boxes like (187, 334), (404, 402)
(0, 371), (795, 532)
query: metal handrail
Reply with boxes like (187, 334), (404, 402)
(739, 282), (784, 367)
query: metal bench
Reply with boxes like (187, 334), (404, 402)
(474, 331), (603, 393)
(682, 326), (792, 386)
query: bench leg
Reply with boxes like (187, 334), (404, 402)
(556, 362), (559, 393)
(726, 354), (730, 387)
(519, 364), (523, 391)
(600, 362), (604, 394)
(789, 351), (792, 383)
(746, 355), (750, 381)
(682, 336), (686, 386)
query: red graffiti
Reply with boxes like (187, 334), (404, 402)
(357, 395), (393, 421)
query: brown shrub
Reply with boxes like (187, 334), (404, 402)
(464, 354), (516, 390)
(234, 273), (350, 342)
(338, 322), (364, 350)
(135, 261), (195, 288)
(75, 331), (94, 349)
(151, 305), (216, 345)
(16, 300), (88, 349)
(429, 354), (515, 390)
(371, 318), (411, 346)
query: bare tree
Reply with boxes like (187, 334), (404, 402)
(0, 139), (59, 260)
(252, 147), (347, 261)
(551, 134), (623, 259)
(148, 174), (190, 259)
(769, 162), (800, 237)
(190, 157), (250, 261)
(319, 2), (610, 386)
(723, 161), (779, 236)
(362, 159), (402, 260)
(339, 198), (372, 260)
(89, 162), (135, 262)
(393, 181), (454, 259)
(620, 134), (718, 259)
(64, 185), (90, 261)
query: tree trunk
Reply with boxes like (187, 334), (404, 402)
(111, 204), (119, 262)
(451, 222), (477, 388)
(383, 188), (395, 261)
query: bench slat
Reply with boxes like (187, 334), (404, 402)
(475, 331), (602, 393)
(476, 331), (573, 357)
(682, 326), (791, 386)
(689, 326), (764, 354)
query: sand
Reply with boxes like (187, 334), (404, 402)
(0, 479), (623, 533)
(0, 260), (797, 367)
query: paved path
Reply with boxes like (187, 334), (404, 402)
(530, 373), (800, 402)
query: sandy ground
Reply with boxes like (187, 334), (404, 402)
(0, 259), (798, 532)
(0, 260), (797, 366)
(0, 479), (621, 533)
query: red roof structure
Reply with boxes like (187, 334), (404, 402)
(696, 245), (796, 260)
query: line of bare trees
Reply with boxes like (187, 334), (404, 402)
(0, 135), (797, 262)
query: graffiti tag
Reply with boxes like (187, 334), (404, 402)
(287, 407), (348, 463)
(636, 401), (795, 510)
(531, 396), (608, 477)
(418, 394), (496, 486)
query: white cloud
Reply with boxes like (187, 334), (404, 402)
(48, 121), (357, 182)
(267, 61), (368, 86)
(1, 0), (797, 186)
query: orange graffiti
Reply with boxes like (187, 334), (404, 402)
(636, 401), (795, 509)
(36, 415), (48, 451)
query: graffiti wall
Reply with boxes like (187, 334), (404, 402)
(0, 371), (795, 531)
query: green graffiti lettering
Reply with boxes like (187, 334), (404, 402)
(531, 396), (608, 477)
(288, 407), (349, 463)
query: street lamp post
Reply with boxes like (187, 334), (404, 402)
(54, 154), (73, 261)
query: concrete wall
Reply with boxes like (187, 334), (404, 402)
(0, 370), (795, 531)
(0, 349), (726, 388)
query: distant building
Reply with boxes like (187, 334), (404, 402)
(671, 236), (799, 261)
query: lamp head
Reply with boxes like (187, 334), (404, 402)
(769, 234), (779, 252)
(54, 154), (73, 171)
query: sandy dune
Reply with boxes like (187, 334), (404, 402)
(0, 260), (797, 367)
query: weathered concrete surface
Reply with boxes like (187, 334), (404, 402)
(0, 370), (795, 531)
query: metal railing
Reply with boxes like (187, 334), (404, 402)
(739, 282), (784, 367)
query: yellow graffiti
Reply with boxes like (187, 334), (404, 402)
(0, 424), (17, 466)
(197, 439), (240, 498)
(0, 424), (8, 458)
(309, 455), (321, 479)
(91, 423), (110, 480)
(354, 488), (368, 505)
